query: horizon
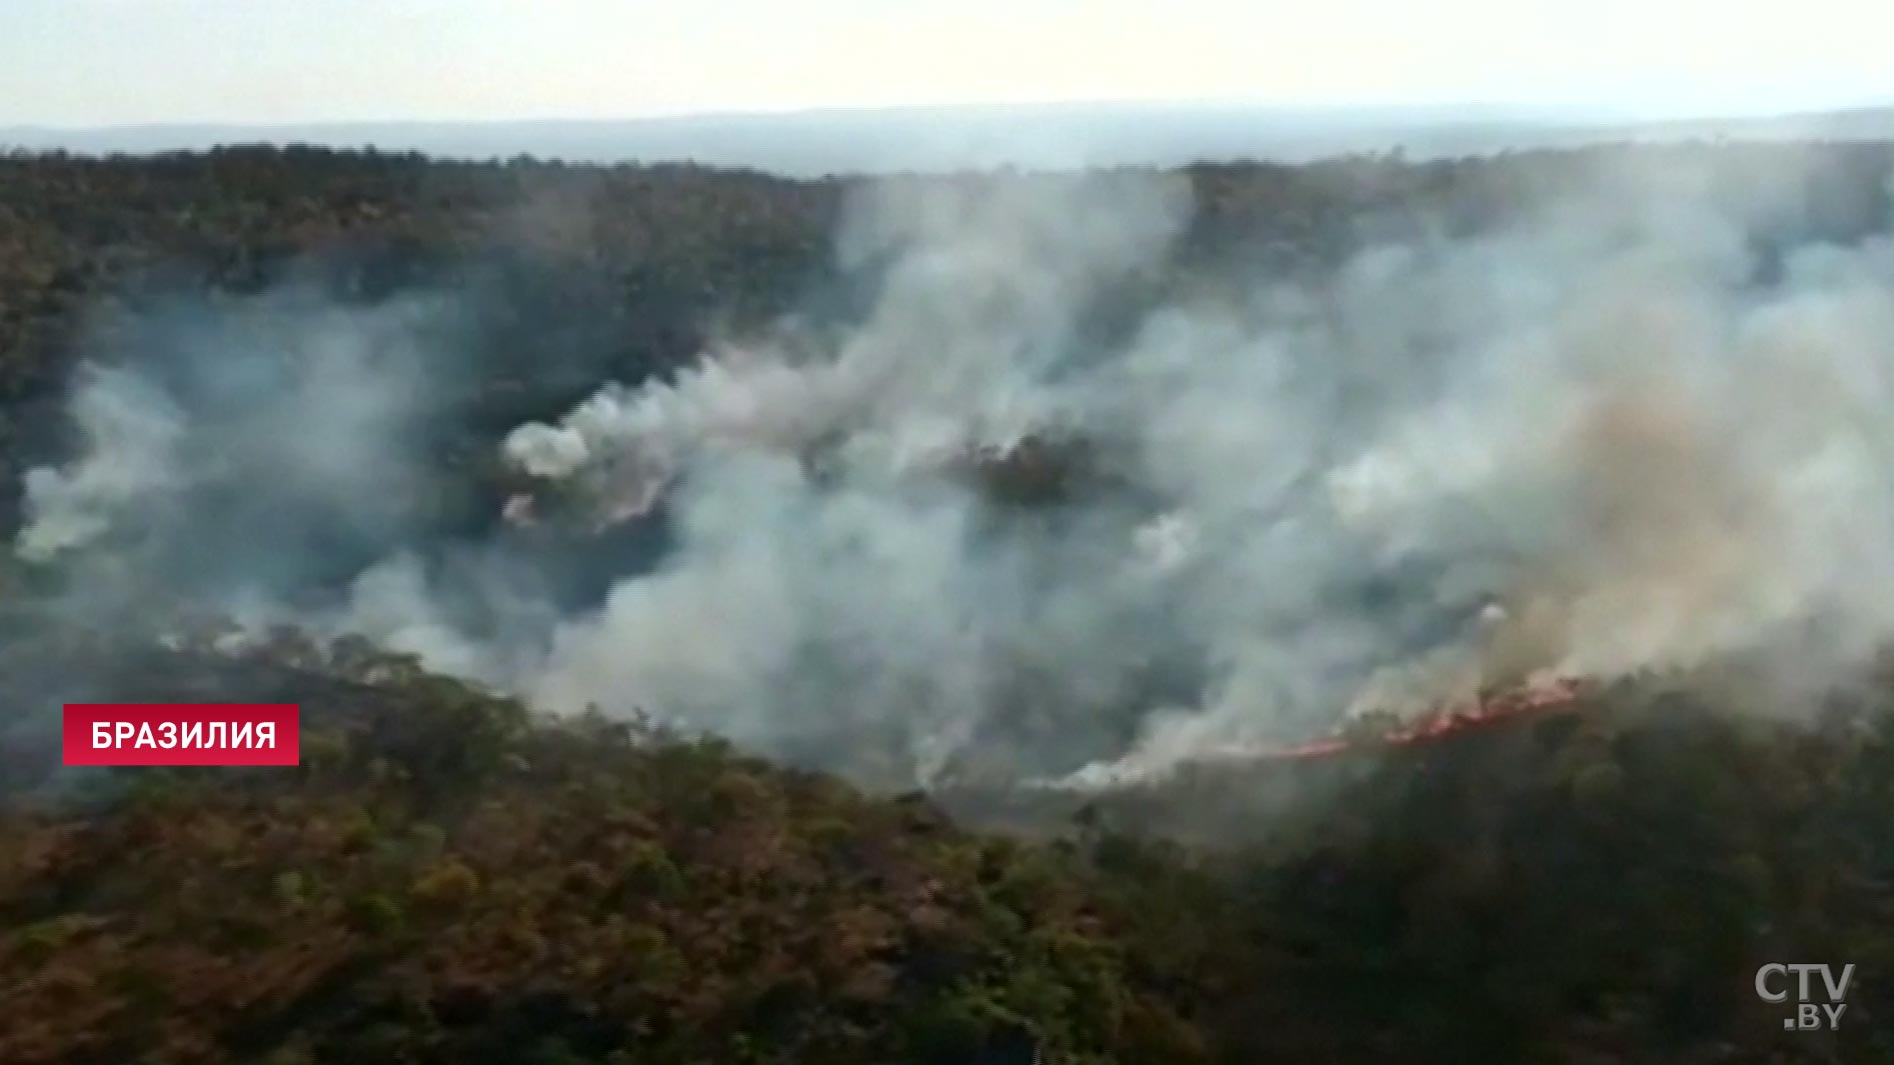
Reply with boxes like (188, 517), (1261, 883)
(5, 95), (1846, 135)
(10, 98), (1894, 179)
(7, 1), (1894, 129)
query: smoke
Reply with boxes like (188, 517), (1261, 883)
(18, 156), (1894, 791)
(10, 285), (475, 623)
(16, 363), (185, 563)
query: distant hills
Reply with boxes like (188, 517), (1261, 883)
(8, 101), (1894, 177)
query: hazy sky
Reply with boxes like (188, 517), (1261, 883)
(3, 0), (1890, 127)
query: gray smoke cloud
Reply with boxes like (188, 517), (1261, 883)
(11, 286), (470, 624)
(18, 157), (1894, 791)
(16, 363), (185, 563)
(498, 164), (1894, 789)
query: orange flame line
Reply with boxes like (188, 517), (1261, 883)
(1248, 676), (1589, 762)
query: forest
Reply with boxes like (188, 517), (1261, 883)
(4, 141), (1894, 1062)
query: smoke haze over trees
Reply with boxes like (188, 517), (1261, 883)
(10, 141), (1894, 787)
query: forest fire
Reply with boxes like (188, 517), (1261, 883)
(1035, 673), (1596, 792)
(1245, 674), (1593, 762)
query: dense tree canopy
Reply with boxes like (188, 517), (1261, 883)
(2, 632), (1892, 1063)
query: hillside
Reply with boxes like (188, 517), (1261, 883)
(3, 637), (1893, 1063)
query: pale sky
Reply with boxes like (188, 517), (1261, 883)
(3, 0), (1891, 127)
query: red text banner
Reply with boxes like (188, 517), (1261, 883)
(62, 704), (300, 766)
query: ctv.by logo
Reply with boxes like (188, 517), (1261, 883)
(1755, 963), (1854, 1031)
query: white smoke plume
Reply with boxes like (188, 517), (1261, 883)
(19, 156), (1894, 792)
(16, 364), (185, 563)
(502, 164), (1894, 788)
(12, 287), (459, 617)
